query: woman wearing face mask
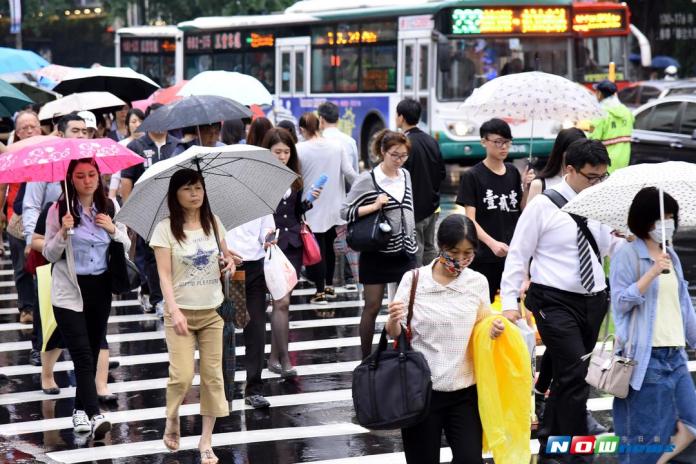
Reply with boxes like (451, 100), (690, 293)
(610, 187), (696, 464)
(386, 214), (504, 464)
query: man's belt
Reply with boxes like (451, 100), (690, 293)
(602, 135), (632, 146)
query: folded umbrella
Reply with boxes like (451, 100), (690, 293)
(562, 161), (696, 238)
(38, 91), (126, 122)
(115, 144), (297, 241)
(0, 78), (34, 117)
(137, 95), (252, 133)
(178, 71), (273, 106)
(53, 66), (160, 102)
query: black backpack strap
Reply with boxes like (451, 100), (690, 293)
(543, 190), (601, 264)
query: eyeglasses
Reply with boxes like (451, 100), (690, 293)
(485, 137), (512, 149)
(386, 150), (409, 161)
(577, 170), (610, 185)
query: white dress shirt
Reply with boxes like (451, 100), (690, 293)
(373, 164), (406, 202)
(501, 179), (624, 310)
(395, 263), (490, 392)
(225, 215), (275, 261)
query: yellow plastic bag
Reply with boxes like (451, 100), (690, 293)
(472, 315), (532, 464)
(37, 264), (56, 352)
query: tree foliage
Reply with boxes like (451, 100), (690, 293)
(103, 0), (297, 26)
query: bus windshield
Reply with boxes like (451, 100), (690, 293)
(437, 37), (570, 101)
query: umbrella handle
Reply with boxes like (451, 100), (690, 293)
(62, 180), (75, 236)
(659, 186), (670, 274)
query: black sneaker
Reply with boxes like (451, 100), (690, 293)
(244, 394), (270, 409)
(534, 392), (546, 423)
(29, 349), (41, 366)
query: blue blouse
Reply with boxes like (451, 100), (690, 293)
(609, 239), (696, 390)
(71, 203), (111, 275)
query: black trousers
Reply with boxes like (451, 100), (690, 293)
(469, 260), (504, 303)
(53, 273), (112, 418)
(136, 235), (162, 306)
(306, 226), (337, 293)
(402, 386), (483, 464)
(525, 283), (607, 462)
(242, 258), (267, 396)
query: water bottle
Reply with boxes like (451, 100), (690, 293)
(306, 174), (328, 203)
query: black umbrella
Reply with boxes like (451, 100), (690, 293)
(137, 95), (252, 133)
(218, 277), (237, 402)
(53, 66), (159, 102)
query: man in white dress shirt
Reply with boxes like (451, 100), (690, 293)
(501, 139), (622, 464)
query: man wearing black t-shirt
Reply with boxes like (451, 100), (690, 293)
(456, 118), (523, 302)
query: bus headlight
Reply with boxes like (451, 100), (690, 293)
(448, 121), (475, 136)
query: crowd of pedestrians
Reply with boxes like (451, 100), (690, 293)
(0, 83), (694, 464)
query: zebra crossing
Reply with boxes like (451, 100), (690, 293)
(1, 254), (695, 464)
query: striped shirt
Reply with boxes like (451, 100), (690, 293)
(341, 168), (417, 255)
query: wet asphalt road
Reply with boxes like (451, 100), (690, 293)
(0, 169), (695, 463)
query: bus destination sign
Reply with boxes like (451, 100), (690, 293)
(447, 7), (570, 35)
(572, 7), (628, 36)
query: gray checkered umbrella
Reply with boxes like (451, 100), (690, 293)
(115, 144), (298, 241)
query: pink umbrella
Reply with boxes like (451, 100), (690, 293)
(132, 80), (188, 111)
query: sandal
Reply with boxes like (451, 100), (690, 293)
(163, 432), (180, 451)
(200, 448), (219, 464)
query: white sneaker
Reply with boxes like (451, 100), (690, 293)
(72, 409), (91, 434)
(155, 301), (165, 319)
(91, 414), (111, 440)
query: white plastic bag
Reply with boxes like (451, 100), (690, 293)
(264, 245), (298, 300)
(515, 319), (537, 359)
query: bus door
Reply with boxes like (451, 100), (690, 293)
(399, 21), (432, 132)
(275, 37), (310, 122)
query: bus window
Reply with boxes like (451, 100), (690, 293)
(215, 53), (244, 73)
(312, 48), (334, 93)
(419, 44), (429, 91)
(404, 45), (414, 91)
(362, 45), (396, 92)
(437, 38), (568, 101)
(281, 52), (291, 93)
(185, 55), (212, 79)
(246, 50), (275, 91)
(295, 51), (305, 93)
(575, 36), (625, 83)
(336, 47), (359, 92)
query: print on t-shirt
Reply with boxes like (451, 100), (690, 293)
(178, 235), (220, 288)
(483, 189), (519, 212)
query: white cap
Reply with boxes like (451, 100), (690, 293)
(77, 110), (97, 130)
(665, 65), (678, 75)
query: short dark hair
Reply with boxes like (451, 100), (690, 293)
(145, 103), (164, 118)
(480, 118), (512, 140)
(564, 139), (611, 171)
(437, 214), (478, 251)
(221, 119), (245, 145)
(125, 108), (145, 137)
(317, 101), (339, 124)
(57, 113), (84, 134)
(396, 99), (421, 126)
(628, 187), (680, 240)
(277, 120), (298, 143)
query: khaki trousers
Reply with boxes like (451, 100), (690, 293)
(164, 308), (229, 418)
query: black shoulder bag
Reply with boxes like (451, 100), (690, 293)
(352, 269), (432, 429)
(346, 171), (393, 252)
(106, 201), (140, 295)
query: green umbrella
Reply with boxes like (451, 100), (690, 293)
(0, 78), (34, 117)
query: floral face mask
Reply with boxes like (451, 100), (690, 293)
(437, 250), (474, 276)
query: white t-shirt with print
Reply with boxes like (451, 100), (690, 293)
(150, 216), (225, 310)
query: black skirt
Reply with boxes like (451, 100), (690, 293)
(281, 244), (303, 279)
(359, 250), (416, 285)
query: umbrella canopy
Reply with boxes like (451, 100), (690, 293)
(115, 144), (298, 241)
(460, 71), (603, 122)
(53, 66), (160, 102)
(0, 136), (144, 183)
(0, 47), (49, 74)
(38, 91), (126, 122)
(562, 162), (696, 233)
(178, 71), (273, 106)
(0, 72), (61, 104)
(0, 78), (34, 117)
(131, 80), (188, 111)
(651, 55), (680, 69)
(137, 95), (252, 133)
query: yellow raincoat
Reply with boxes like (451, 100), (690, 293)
(472, 315), (532, 463)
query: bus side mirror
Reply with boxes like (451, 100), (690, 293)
(434, 31), (451, 74)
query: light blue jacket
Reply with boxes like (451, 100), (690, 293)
(609, 239), (696, 390)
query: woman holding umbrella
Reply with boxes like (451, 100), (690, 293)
(43, 158), (131, 440)
(150, 168), (237, 464)
(610, 187), (696, 464)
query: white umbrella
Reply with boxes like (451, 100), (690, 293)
(178, 71), (273, 106)
(38, 91), (126, 121)
(53, 66), (160, 101)
(562, 162), (696, 249)
(115, 144), (298, 241)
(460, 71), (604, 159)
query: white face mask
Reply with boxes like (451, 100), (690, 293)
(649, 218), (676, 244)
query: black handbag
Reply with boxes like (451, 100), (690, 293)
(352, 269), (432, 429)
(346, 171), (392, 252)
(109, 241), (140, 295)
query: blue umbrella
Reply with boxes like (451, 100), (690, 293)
(0, 78), (34, 117)
(0, 47), (49, 74)
(651, 55), (680, 69)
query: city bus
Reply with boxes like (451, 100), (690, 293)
(117, 0), (647, 164)
(114, 25), (183, 86)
